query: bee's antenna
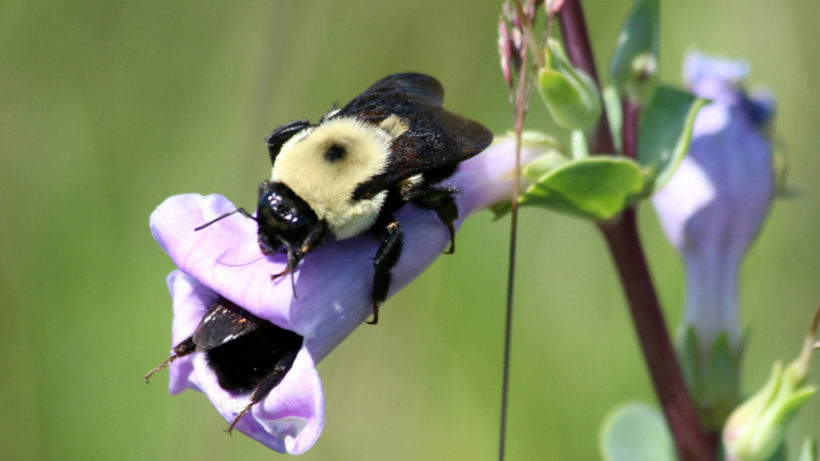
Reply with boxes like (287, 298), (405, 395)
(195, 208), (256, 231)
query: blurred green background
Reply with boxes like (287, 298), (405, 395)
(1, 1), (817, 460)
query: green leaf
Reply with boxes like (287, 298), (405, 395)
(609, 0), (660, 104)
(537, 38), (602, 131)
(519, 156), (644, 221)
(523, 151), (569, 181)
(638, 85), (705, 193)
(600, 402), (675, 461)
(798, 438), (818, 461)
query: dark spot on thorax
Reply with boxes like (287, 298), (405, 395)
(324, 143), (346, 162)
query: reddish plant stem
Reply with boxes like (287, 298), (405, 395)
(621, 99), (641, 159)
(599, 214), (714, 461)
(558, 1), (714, 460)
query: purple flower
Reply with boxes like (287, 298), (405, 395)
(652, 51), (775, 353)
(149, 138), (541, 453)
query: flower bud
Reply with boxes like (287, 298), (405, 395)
(723, 308), (820, 461)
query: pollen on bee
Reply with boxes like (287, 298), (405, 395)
(378, 114), (409, 138)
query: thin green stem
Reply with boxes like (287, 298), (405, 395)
(498, 4), (533, 460)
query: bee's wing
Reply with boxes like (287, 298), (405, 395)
(192, 299), (265, 350)
(336, 73), (492, 199)
(341, 73), (444, 113)
(337, 74), (492, 199)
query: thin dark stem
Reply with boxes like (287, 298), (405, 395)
(497, 154), (517, 461)
(498, 6), (530, 459)
(558, 1), (714, 460)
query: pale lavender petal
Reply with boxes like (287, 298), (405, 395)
(165, 270), (208, 394)
(683, 52), (749, 103)
(253, 350), (323, 454)
(191, 349), (323, 454)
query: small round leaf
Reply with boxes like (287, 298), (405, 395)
(600, 402), (675, 461)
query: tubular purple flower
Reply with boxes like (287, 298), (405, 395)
(652, 52), (775, 353)
(149, 138), (541, 454)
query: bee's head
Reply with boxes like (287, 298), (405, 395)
(255, 181), (321, 254)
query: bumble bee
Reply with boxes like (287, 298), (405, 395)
(146, 73), (492, 434)
(201, 73), (492, 324)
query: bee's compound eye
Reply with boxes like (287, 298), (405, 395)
(324, 143), (346, 162)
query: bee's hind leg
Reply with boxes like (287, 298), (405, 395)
(408, 185), (458, 254)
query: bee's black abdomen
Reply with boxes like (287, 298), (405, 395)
(192, 297), (304, 395)
(205, 319), (303, 394)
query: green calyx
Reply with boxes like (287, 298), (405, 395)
(677, 327), (744, 431)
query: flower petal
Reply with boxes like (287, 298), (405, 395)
(165, 270), (208, 394)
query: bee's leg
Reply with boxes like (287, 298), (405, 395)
(270, 222), (327, 299)
(144, 337), (197, 383)
(409, 186), (458, 254)
(297, 222), (328, 257)
(368, 215), (403, 325)
(225, 349), (299, 434)
(268, 247), (302, 298)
